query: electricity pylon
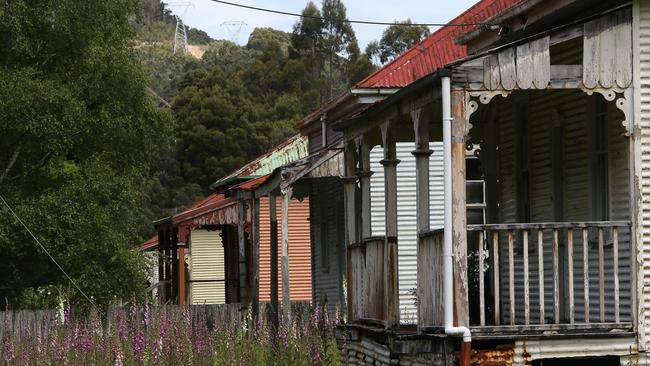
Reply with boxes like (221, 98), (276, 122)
(174, 15), (189, 54)
(167, 2), (192, 55)
(220, 20), (247, 43)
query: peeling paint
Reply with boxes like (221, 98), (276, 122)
(213, 134), (309, 187)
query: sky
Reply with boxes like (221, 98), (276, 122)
(171, 0), (479, 50)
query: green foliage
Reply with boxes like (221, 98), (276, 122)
(247, 27), (291, 54)
(291, 1), (324, 58)
(187, 28), (212, 45)
(201, 40), (259, 74)
(137, 0), (378, 234)
(0, 0), (171, 308)
(366, 19), (431, 64)
(348, 53), (378, 85)
(290, 0), (362, 100)
(172, 41), (301, 191)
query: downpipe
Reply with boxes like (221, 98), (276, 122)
(442, 75), (472, 366)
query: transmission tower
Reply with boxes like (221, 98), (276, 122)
(167, 2), (192, 55)
(220, 21), (247, 43)
(174, 15), (189, 54)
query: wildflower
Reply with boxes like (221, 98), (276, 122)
(132, 328), (145, 362)
(143, 302), (150, 327)
(129, 301), (137, 324)
(334, 305), (343, 326)
(151, 338), (161, 366)
(278, 312), (289, 350)
(112, 342), (123, 366)
(64, 302), (72, 325)
(310, 343), (323, 366)
(3, 340), (15, 362)
(254, 316), (263, 339)
(117, 313), (128, 343)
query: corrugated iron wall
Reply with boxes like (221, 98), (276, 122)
(189, 229), (226, 304)
(258, 196), (313, 303)
(636, 0), (650, 348)
(370, 142), (445, 323)
(310, 178), (346, 314)
(493, 89), (631, 324)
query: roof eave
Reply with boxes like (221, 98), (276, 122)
(334, 69), (450, 133)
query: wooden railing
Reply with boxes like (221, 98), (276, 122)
(467, 221), (632, 329)
(348, 237), (386, 324)
(417, 230), (444, 328)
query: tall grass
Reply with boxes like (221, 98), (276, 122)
(1, 303), (342, 365)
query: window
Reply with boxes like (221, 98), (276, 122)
(589, 96), (609, 221)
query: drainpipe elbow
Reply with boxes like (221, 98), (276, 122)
(445, 326), (472, 343)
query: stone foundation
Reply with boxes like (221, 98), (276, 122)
(336, 324), (453, 366)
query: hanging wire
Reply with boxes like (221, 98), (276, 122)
(208, 0), (501, 27)
(0, 192), (106, 318)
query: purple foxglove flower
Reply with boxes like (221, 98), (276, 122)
(3, 340), (15, 362)
(64, 303), (72, 325)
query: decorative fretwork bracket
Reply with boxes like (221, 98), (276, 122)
(466, 90), (512, 128)
(580, 87), (632, 136)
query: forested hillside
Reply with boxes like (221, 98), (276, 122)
(137, 0), (379, 236)
(0, 0), (430, 309)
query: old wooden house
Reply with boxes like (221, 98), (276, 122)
(150, 135), (313, 306)
(331, 0), (650, 365)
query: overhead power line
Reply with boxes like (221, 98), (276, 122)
(208, 0), (500, 27)
(0, 193), (105, 318)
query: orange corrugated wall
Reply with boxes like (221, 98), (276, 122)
(258, 196), (312, 303)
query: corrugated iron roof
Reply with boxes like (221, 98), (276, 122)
(139, 236), (158, 251)
(231, 174), (271, 191)
(212, 134), (309, 189)
(279, 144), (344, 189)
(355, 0), (523, 88)
(171, 193), (237, 225)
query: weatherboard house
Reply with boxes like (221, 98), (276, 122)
(144, 134), (314, 307)
(329, 0), (650, 364)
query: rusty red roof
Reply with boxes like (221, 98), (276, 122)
(231, 174), (271, 191)
(355, 0), (523, 89)
(139, 236), (158, 251)
(171, 193), (237, 225)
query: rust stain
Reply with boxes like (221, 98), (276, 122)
(214, 134), (308, 187)
(471, 346), (515, 366)
(520, 339), (532, 365)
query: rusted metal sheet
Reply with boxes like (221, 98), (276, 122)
(189, 202), (239, 227)
(171, 195), (239, 226)
(471, 346), (516, 366)
(278, 144), (344, 189)
(355, 0), (523, 89)
(258, 196), (312, 303)
(213, 134), (309, 187)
